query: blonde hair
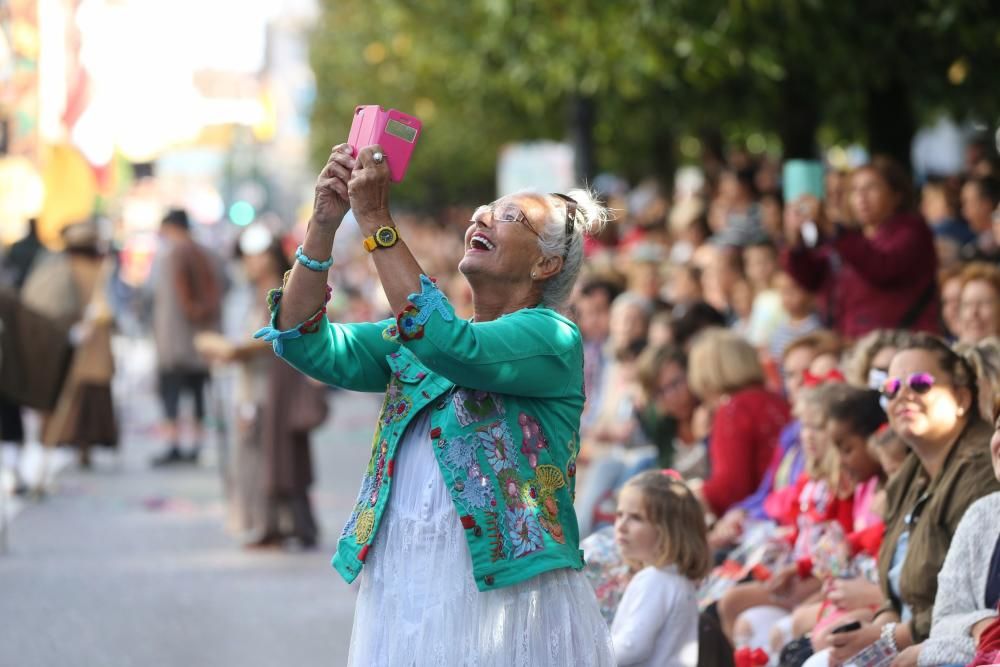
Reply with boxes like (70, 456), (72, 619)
(959, 262), (1000, 294)
(621, 471), (711, 580)
(953, 337), (1000, 420)
(797, 385), (842, 483)
(845, 329), (913, 387)
(687, 328), (764, 398)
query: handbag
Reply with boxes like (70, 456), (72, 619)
(286, 374), (329, 433)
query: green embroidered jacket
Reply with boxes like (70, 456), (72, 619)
(263, 275), (586, 591)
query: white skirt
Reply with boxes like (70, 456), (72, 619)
(347, 410), (614, 667)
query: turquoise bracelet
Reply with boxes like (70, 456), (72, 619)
(295, 245), (333, 272)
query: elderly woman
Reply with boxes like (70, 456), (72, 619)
(804, 335), (1000, 667)
(254, 144), (614, 665)
(687, 328), (790, 517)
(782, 157), (939, 339)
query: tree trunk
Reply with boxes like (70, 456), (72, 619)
(865, 76), (915, 170)
(778, 67), (821, 160)
(570, 93), (596, 185)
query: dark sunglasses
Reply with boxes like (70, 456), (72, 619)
(880, 372), (936, 401)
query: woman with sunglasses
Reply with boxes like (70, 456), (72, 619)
(254, 145), (614, 665)
(805, 334), (1000, 667)
(887, 400), (1000, 667)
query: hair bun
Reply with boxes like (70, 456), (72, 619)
(564, 188), (610, 238)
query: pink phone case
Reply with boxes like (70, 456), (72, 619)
(348, 105), (422, 182)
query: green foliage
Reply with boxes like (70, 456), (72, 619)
(309, 0), (1000, 207)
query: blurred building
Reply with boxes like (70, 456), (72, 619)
(0, 0), (318, 256)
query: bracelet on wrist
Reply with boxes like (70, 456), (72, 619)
(295, 245), (333, 272)
(881, 622), (899, 653)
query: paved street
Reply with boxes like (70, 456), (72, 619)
(0, 338), (379, 667)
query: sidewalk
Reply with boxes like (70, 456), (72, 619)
(0, 336), (380, 667)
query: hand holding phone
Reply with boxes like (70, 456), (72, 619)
(347, 105), (422, 182)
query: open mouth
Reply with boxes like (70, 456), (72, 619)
(469, 232), (496, 252)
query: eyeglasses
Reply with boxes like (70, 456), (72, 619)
(471, 202), (541, 239)
(880, 372), (936, 401)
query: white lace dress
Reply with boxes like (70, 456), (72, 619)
(347, 409), (615, 667)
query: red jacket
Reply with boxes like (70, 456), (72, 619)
(782, 212), (939, 340)
(702, 386), (790, 516)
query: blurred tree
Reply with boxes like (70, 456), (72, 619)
(310, 0), (1000, 208)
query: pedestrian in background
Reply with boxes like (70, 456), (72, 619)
(197, 225), (324, 549)
(149, 209), (223, 466)
(21, 220), (117, 469)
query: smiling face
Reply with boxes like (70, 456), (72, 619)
(458, 193), (549, 288)
(614, 485), (662, 568)
(959, 279), (1000, 343)
(885, 349), (969, 446)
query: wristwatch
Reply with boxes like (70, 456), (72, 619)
(363, 225), (399, 253)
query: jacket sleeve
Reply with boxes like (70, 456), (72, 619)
(919, 497), (1000, 666)
(781, 245), (830, 292)
(702, 401), (757, 516)
(387, 275), (582, 398)
(833, 224), (933, 288)
(253, 285), (396, 393)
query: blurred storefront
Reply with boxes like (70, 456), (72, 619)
(0, 0), (317, 270)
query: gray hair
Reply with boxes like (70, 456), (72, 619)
(535, 188), (609, 310)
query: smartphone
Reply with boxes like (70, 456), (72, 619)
(783, 160), (825, 203)
(831, 621), (863, 635)
(347, 105), (422, 182)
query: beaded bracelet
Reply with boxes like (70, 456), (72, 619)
(295, 245), (333, 272)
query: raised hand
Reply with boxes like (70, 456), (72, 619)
(348, 145), (393, 229)
(312, 143), (355, 230)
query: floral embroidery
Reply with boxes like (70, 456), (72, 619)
(535, 464), (566, 493)
(539, 514), (566, 544)
(534, 486), (566, 544)
(354, 507), (376, 544)
(341, 474), (376, 538)
(486, 511), (506, 561)
(507, 507), (544, 558)
(254, 283), (333, 355)
(453, 390), (506, 427)
(518, 480), (540, 508)
(382, 323), (399, 341)
(479, 421), (515, 473)
(408, 274), (454, 326)
(396, 305), (424, 341)
(517, 413), (548, 468)
(369, 445), (388, 505)
(497, 469), (523, 506)
(458, 474), (495, 510)
(378, 381), (413, 426)
(442, 434), (478, 472)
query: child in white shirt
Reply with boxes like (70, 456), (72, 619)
(612, 470), (711, 667)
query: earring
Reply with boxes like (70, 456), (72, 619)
(531, 272), (537, 279)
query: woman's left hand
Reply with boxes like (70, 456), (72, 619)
(829, 622), (881, 665)
(890, 644), (921, 667)
(348, 145), (393, 230)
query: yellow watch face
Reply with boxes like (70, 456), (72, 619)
(375, 226), (398, 248)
